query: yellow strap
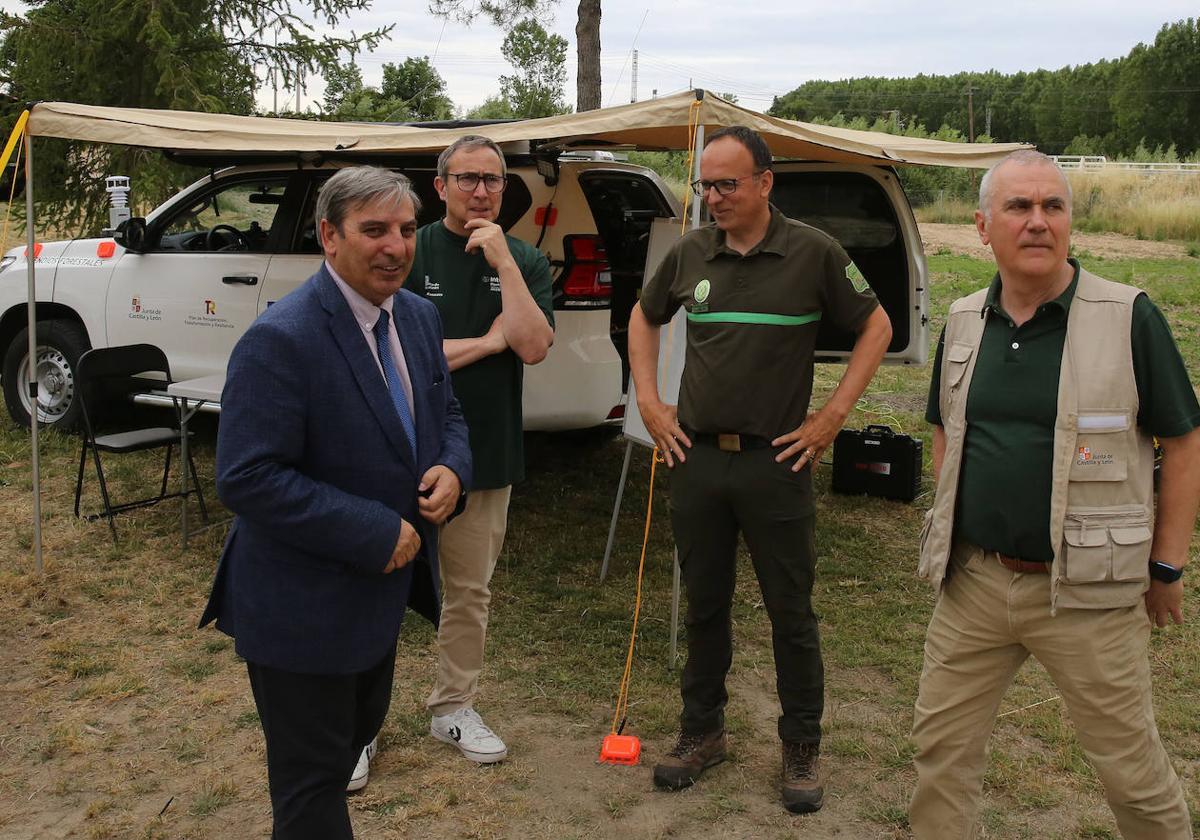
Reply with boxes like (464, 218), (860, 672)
(0, 121), (27, 256)
(0, 111), (30, 176)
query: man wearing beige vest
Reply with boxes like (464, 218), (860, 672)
(909, 150), (1200, 839)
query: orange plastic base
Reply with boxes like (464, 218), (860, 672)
(599, 733), (641, 766)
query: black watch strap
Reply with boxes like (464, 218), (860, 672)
(1148, 560), (1184, 584)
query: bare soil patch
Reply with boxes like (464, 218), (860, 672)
(920, 222), (1190, 261)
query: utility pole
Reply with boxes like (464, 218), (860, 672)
(631, 49), (638, 104)
(965, 83), (977, 142)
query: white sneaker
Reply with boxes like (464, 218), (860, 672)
(346, 737), (377, 793)
(430, 708), (508, 763)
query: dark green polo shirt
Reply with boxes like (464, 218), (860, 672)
(640, 206), (879, 439)
(926, 260), (1200, 561)
(408, 220), (554, 489)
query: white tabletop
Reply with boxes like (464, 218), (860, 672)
(167, 373), (226, 403)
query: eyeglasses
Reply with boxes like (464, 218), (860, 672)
(448, 172), (508, 193)
(690, 171), (764, 197)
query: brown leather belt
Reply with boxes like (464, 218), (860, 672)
(996, 552), (1050, 574)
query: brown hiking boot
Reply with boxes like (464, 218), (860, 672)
(781, 740), (823, 813)
(652, 730), (727, 790)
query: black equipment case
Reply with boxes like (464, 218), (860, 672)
(831, 424), (923, 502)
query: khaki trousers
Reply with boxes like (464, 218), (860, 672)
(426, 486), (512, 717)
(910, 542), (1191, 840)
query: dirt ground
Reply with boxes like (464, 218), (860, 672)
(919, 222), (1190, 262)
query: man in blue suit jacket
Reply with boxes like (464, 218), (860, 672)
(200, 167), (471, 840)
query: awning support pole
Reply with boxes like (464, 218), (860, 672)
(24, 126), (43, 574)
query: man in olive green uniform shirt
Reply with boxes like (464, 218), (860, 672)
(350, 137), (553, 787)
(910, 151), (1200, 839)
(629, 125), (893, 814)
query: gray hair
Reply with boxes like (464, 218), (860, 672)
(436, 135), (507, 181)
(315, 166), (421, 236)
(978, 150), (1072, 221)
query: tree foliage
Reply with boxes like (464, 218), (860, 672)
(380, 57), (454, 122)
(769, 18), (1200, 158)
(321, 56), (454, 123)
(499, 19), (569, 118)
(465, 95), (518, 120)
(0, 0), (392, 231)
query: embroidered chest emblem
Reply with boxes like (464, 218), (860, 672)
(693, 278), (710, 303)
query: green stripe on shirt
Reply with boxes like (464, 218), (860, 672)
(686, 310), (822, 326)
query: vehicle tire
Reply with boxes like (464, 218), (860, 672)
(2, 319), (90, 430)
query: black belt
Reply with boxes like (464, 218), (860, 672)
(683, 427), (772, 453)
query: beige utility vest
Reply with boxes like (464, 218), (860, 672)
(918, 268), (1154, 611)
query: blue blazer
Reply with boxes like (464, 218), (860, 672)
(199, 266), (472, 675)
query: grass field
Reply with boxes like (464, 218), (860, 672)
(0, 244), (1197, 839)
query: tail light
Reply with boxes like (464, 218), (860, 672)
(561, 234), (612, 301)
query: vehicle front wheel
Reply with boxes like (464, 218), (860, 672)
(2, 319), (90, 430)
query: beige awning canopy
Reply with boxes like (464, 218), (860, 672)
(27, 89), (1029, 169)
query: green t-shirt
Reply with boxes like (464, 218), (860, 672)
(926, 260), (1200, 561)
(408, 220), (555, 489)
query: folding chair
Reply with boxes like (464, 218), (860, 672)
(73, 344), (208, 540)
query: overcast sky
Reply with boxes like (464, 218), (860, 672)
(0, 0), (1190, 114)
(277, 0), (1195, 115)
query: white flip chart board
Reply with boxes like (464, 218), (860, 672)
(623, 217), (688, 449)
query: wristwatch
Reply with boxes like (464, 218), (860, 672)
(1148, 560), (1184, 584)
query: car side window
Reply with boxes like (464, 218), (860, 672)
(155, 179), (289, 253)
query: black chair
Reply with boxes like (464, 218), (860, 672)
(73, 344), (208, 540)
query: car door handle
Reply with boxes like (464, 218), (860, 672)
(222, 275), (259, 285)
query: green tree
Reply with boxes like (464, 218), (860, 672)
(380, 56), (454, 122)
(499, 19), (570, 118)
(323, 61), (367, 114)
(465, 95), (517, 119)
(768, 17), (1200, 158)
(0, 0), (392, 231)
(1113, 19), (1200, 156)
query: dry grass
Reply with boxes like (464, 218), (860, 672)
(915, 172), (1200, 246)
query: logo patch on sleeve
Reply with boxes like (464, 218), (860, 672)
(845, 261), (869, 293)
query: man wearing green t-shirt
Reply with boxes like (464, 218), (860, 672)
(347, 136), (553, 788)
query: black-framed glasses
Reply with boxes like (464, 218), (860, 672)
(448, 172), (508, 193)
(690, 171), (764, 197)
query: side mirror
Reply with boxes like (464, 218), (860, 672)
(113, 217), (148, 253)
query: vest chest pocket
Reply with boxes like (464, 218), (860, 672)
(1061, 506), (1151, 584)
(1070, 412), (1132, 482)
(942, 343), (974, 416)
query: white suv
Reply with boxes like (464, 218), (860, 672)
(0, 154), (927, 430)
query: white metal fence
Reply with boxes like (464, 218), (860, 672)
(1050, 156), (1200, 176)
